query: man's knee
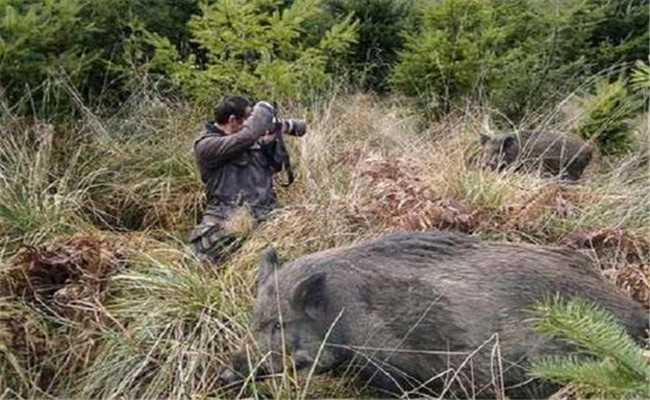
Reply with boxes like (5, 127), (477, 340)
(189, 226), (243, 263)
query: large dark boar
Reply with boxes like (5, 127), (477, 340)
(480, 131), (593, 181)
(221, 232), (647, 398)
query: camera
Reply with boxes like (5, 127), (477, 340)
(273, 118), (307, 137)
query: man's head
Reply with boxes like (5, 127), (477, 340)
(214, 96), (251, 134)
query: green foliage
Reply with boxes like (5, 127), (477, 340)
(390, 0), (563, 117)
(2, 0), (647, 117)
(0, 0), (97, 105)
(630, 60), (650, 94)
(576, 78), (643, 154)
(324, 0), (415, 91)
(0, 0), (199, 111)
(576, 0), (648, 74)
(129, 0), (198, 50)
(529, 297), (649, 399)
(542, 0), (647, 77)
(146, 0), (358, 103)
(391, 0), (648, 119)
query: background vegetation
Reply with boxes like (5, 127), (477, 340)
(1, 0), (648, 398)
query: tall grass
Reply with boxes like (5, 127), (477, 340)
(0, 122), (95, 247)
(0, 84), (647, 398)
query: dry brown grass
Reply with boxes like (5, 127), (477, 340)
(1, 91), (648, 399)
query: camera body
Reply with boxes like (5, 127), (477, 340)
(273, 117), (307, 137)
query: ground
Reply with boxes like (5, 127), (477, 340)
(1, 93), (648, 399)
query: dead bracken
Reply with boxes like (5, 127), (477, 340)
(565, 227), (650, 263)
(352, 154), (483, 233)
(2, 235), (124, 322)
(602, 264), (650, 310)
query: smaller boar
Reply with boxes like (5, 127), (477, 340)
(480, 131), (593, 180)
(221, 232), (647, 398)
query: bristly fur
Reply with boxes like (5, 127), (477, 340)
(480, 131), (593, 180)
(231, 231), (647, 399)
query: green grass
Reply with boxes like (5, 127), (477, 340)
(0, 86), (648, 399)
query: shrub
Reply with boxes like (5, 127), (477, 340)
(0, 0), (98, 107)
(129, 0), (198, 51)
(576, 78), (643, 155)
(0, 0), (200, 112)
(146, 0), (358, 104)
(575, 0), (648, 74)
(390, 0), (562, 117)
(324, 0), (415, 91)
(390, 0), (648, 119)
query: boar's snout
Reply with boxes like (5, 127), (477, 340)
(219, 350), (263, 388)
(480, 152), (507, 172)
(218, 369), (239, 386)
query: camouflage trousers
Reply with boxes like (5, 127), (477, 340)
(188, 203), (274, 263)
(188, 223), (245, 263)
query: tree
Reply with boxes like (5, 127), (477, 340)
(146, 0), (358, 104)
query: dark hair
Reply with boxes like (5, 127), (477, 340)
(213, 96), (250, 124)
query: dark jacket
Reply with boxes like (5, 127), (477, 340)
(189, 108), (289, 240)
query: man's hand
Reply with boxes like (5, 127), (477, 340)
(245, 101), (276, 141)
(253, 101), (275, 117)
(258, 132), (277, 145)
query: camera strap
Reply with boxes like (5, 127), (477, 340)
(281, 158), (295, 187)
(259, 134), (294, 187)
(279, 133), (295, 187)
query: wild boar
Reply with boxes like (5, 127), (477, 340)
(480, 131), (593, 181)
(221, 231), (647, 398)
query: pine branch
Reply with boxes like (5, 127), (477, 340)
(530, 297), (650, 399)
(532, 297), (649, 378)
(530, 355), (648, 398)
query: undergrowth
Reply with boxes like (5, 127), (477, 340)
(0, 84), (648, 398)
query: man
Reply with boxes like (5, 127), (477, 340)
(188, 96), (290, 262)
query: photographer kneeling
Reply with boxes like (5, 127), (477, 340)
(188, 96), (305, 263)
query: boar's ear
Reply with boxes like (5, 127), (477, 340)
(479, 133), (491, 146)
(257, 247), (280, 288)
(291, 272), (328, 320)
(502, 134), (517, 150)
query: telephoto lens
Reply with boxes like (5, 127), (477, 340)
(283, 118), (307, 137)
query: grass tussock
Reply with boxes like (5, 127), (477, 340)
(0, 88), (648, 398)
